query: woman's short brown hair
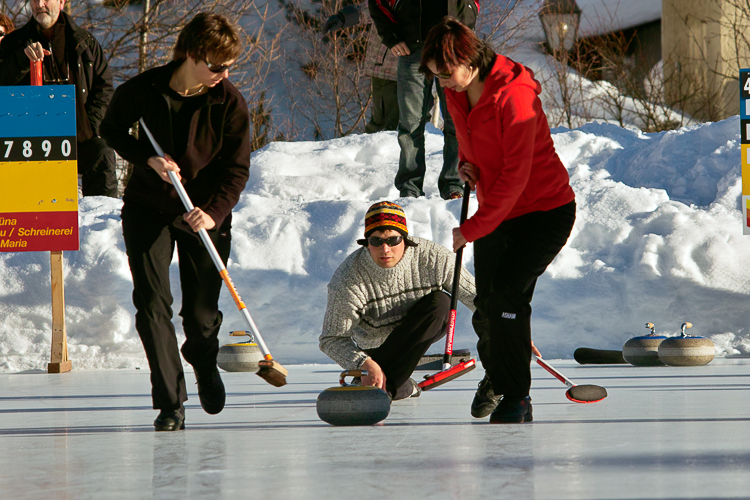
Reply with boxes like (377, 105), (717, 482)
(420, 16), (495, 81)
(0, 13), (15, 34)
(173, 13), (242, 64)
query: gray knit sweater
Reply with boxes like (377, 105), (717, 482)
(319, 237), (476, 370)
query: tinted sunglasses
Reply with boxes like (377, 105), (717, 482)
(205, 60), (233, 73)
(367, 235), (403, 247)
(435, 71), (452, 79)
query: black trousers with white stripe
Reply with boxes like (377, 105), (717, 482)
(472, 201), (576, 400)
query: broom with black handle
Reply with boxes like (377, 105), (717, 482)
(418, 182), (477, 390)
(139, 118), (288, 387)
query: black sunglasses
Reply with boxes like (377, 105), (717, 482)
(205, 60), (233, 73)
(0, 32), (6, 38)
(368, 235), (403, 247)
(435, 71), (452, 79)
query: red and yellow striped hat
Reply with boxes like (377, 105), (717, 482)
(364, 201), (408, 237)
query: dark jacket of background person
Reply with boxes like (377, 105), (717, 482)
(445, 54), (575, 242)
(369, 0), (477, 50)
(0, 11), (113, 143)
(100, 60), (251, 228)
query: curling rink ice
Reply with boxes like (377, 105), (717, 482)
(1, 360), (750, 500)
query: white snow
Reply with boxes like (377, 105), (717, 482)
(577, 0), (661, 36)
(1, 116), (749, 372)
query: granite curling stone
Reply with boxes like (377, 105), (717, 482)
(622, 322), (667, 366)
(658, 322), (715, 367)
(316, 370), (391, 426)
(217, 331), (263, 372)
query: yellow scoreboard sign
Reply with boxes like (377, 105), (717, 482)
(0, 86), (79, 252)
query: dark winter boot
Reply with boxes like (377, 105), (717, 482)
(489, 396), (533, 424)
(154, 409), (185, 431)
(195, 366), (226, 415)
(471, 373), (501, 418)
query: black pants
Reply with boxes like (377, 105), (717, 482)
(121, 206), (231, 411)
(78, 136), (118, 197)
(473, 202), (576, 399)
(365, 291), (450, 400)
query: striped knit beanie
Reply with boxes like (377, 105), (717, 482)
(357, 201), (418, 246)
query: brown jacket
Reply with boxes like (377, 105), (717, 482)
(100, 61), (251, 227)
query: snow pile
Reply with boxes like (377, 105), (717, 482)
(1, 118), (748, 372)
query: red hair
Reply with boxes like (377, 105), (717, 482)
(420, 16), (494, 81)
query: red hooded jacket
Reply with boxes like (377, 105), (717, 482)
(445, 54), (575, 242)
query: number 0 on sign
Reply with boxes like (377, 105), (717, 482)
(0, 86), (79, 252)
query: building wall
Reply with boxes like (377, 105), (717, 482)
(663, 0), (750, 120)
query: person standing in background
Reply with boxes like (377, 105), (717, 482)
(0, 12), (14, 39)
(0, 0), (118, 197)
(323, 3), (399, 133)
(368, 0), (478, 200)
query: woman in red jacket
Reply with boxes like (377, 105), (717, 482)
(421, 17), (576, 424)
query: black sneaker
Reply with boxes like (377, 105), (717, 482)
(489, 396), (533, 424)
(154, 410), (185, 431)
(195, 367), (226, 415)
(471, 374), (501, 418)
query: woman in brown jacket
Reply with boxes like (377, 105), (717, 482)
(100, 13), (251, 432)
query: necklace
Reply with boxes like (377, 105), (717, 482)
(178, 84), (205, 97)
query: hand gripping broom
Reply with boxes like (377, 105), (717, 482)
(139, 119), (287, 387)
(418, 182), (477, 390)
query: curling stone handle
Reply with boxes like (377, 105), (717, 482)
(645, 322), (655, 335)
(229, 330), (255, 342)
(681, 322), (693, 336)
(340, 370), (368, 386)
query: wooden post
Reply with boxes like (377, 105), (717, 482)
(29, 61), (74, 373)
(48, 250), (71, 373)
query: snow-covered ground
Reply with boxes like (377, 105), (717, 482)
(1, 117), (748, 372)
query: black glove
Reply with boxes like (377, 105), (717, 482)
(323, 13), (345, 33)
(323, 5), (360, 33)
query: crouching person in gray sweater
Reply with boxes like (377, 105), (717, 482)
(319, 201), (476, 400)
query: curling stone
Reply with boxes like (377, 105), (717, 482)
(316, 370), (391, 426)
(622, 322), (667, 366)
(216, 331), (263, 372)
(658, 322), (715, 366)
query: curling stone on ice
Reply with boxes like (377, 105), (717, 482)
(316, 370), (391, 426)
(657, 322), (715, 366)
(216, 331), (263, 372)
(622, 322), (667, 366)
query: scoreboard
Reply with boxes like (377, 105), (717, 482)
(0, 86), (79, 252)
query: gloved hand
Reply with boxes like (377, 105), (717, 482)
(323, 5), (359, 33)
(323, 13), (345, 33)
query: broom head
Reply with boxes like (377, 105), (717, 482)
(257, 359), (288, 387)
(566, 384), (607, 403)
(418, 359), (476, 391)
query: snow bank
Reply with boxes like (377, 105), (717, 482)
(1, 118), (748, 372)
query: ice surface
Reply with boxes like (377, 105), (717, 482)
(1, 360), (749, 500)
